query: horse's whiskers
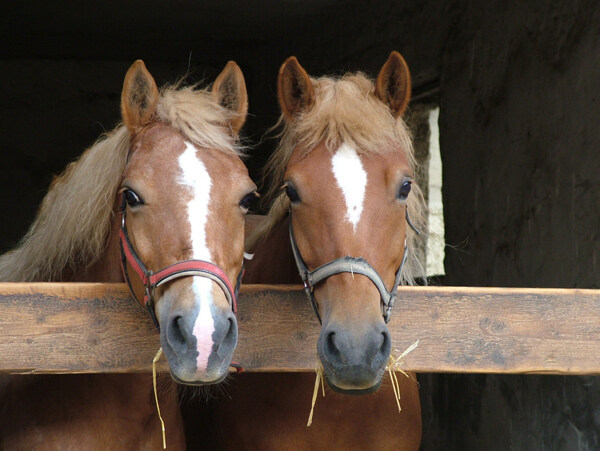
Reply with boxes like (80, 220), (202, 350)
(177, 373), (234, 404)
(386, 340), (419, 413)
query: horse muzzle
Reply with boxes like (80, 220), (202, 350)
(160, 298), (238, 385)
(317, 318), (391, 392)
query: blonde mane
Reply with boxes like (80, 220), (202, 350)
(248, 72), (427, 285)
(0, 84), (243, 282)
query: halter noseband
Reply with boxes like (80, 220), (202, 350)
(289, 209), (419, 324)
(118, 196), (244, 329)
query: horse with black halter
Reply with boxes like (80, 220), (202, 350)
(210, 52), (426, 450)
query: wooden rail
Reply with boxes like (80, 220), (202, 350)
(1, 283), (599, 375)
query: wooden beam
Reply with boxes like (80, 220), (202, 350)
(1, 283), (599, 375)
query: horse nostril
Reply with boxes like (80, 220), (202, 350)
(226, 317), (235, 340)
(381, 331), (387, 349)
(372, 329), (392, 369)
(215, 315), (238, 360)
(167, 315), (190, 355)
(325, 331), (342, 364)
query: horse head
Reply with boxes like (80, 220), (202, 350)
(119, 60), (256, 385)
(275, 52), (422, 393)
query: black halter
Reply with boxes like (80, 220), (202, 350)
(288, 209), (420, 324)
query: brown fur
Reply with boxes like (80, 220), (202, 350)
(0, 374), (184, 450)
(0, 66), (244, 284)
(232, 53), (424, 449)
(210, 373), (421, 451)
(248, 57), (426, 286)
(0, 60), (251, 449)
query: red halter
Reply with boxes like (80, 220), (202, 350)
(118, 196), (242, 328)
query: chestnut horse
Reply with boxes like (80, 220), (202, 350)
(0, 59), (256, 449)
(210, 52), (425, 450)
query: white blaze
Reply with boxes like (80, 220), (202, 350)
(331, 143), (367, 231)
(178, 142), (214, 372)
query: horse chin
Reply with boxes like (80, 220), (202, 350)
(324, 375), (382, 395)
(163, 347), (231, 386)
(320, 360), (386, 394)
(169, 370), (228, 386)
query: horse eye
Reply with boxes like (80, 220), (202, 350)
(398, 181), (412, 201)
(285, 184), (300, 203)
(239, 191), (258, 212)
(124, 189), (143, 207)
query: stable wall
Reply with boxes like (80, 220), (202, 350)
(421, 1), (600, 449)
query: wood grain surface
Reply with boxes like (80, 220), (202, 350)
(1, 283), (599, 375)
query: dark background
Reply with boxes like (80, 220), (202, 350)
(2, 1), (599, 448)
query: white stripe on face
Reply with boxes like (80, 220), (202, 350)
(178, 142), (214, 372)
(331, 143), (367, 232)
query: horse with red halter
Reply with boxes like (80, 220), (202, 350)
(213, 52), (426, 450)
(0, 59), (256, 449)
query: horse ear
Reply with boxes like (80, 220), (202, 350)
(374, 51), (411, 118)
(121, 60), (159, 133)
(212, 61), (248, 135)
(277, 56), (314, 119)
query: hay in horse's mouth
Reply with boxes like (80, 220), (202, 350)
(307, 361), (325, 427)
(386, 339), (419, 413)
(153, 348), (167, 449)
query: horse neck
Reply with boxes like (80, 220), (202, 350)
(243, 215), (299, 284)
(64, 197), (123, 283)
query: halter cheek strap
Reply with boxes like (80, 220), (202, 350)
(289, 209), (418, 324)
(118, 196), (243, 330)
